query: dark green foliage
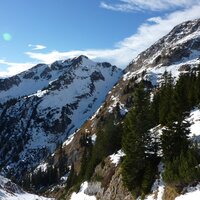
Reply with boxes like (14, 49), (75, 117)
(158, 67), (200, 126)
(66, 164), (78, 191)
(159, 71), (174, 125)
(85, 116), (122, 180)
(161, 119), (190, 162)
(160, 67), (200, 187)
(150, 91), (160, 126)
(141, 158), (159, 197)
(64, 114), (123, 191)
(76, 136), (93, 184)
(122, 67), (200, 197)
(122, 83), (159, 198)
(161, 118), (194, 186)
(163, 147), (200, 186)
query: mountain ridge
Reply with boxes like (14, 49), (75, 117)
(0, 56), (122, 179)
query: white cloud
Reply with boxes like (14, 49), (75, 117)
(28, 44), (46, 50)
(0, 60), (35, 77)
(25, 48), (132, 67)
(1, 4), (200, 77)
(100, 1), (139, 12)
(117, 4), (200, 51)
(100, 0), (199, 12)
(25, 4), (200, 68)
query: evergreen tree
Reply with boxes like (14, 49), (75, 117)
(122, 83), (159, 197)
(159, 71), (174, 125)
(161, 118), (190, 162)
(149, 91), (160, 126)
(85, 115), (122, 180)
(195, 64), (200, 104)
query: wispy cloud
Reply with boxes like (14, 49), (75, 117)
(100, 0), (199, 12)
(1, 4), (200, 77)
(0, 60), (35, 77)
(25, 4), (200, 67)
(28, 44), (46, 50)
(100, 1), (139, 12)
(25, 49), (132, 66)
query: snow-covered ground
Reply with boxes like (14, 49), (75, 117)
(187, 108), (200, 141)
(123, 57), (199, 87)
(175, 184), (200, 200)
(109, 149), (125, 166)
(0, 175), (54, 200)
(70, 182), (96, 200)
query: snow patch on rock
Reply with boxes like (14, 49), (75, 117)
(109, 150), (125, 167)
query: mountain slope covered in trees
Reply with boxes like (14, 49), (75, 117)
(38, 19), (200, 200)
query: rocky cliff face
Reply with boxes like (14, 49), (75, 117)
(0, 55), (122, 179)
(94, 157), (133, 200)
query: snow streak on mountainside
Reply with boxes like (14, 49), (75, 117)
(0, 55), (122, 178)
(0, 175), (54, 200)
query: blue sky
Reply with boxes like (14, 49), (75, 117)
(0, 0), (200, 76)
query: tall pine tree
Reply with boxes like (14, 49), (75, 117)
(122, 83), (158, 197)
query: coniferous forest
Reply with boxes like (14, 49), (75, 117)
(122, 65), (200, 198)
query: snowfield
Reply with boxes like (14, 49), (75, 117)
(175, 184), (200, 200)
(70, 182), (96, 200)
(0, 175), (54, 200)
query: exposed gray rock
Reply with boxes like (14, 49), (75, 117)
(178, 64), (191, 71)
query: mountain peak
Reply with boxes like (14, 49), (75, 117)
(0, 56), (122, 178)
(71, 55), (93, 67)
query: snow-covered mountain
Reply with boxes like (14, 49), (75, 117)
(0, 175), (54, 200)
(0, 55), (122, 178)
(49, 19), (200, 200)
(126, 18), (200, 74)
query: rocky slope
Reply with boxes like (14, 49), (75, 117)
(48, 19), (200, 200)
(0, 55), (122, 179)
